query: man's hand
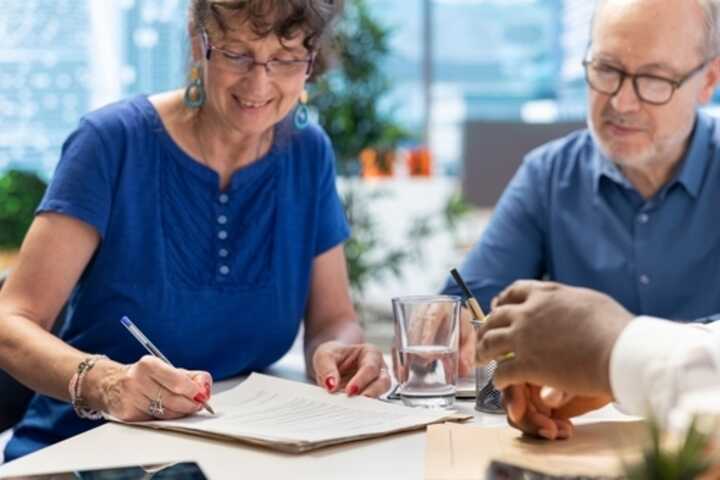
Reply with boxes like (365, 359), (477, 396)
(504, 384), (612, 440)
(458, 307), (475, 376)
(476, 280), (633, 397)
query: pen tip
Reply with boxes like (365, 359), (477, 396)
(120, 316), (131, 327)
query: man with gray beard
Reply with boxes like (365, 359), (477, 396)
(445, 0), (720, 324)
(447, 0), (720, 440)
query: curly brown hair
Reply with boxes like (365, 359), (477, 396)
(189, 0), (343, 53)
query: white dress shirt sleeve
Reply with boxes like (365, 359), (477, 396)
(610, 316), (720, 422)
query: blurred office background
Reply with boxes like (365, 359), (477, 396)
(0, 0), (594, 176)
(2, 0), (718, 343)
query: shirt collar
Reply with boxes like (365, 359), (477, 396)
(592, 148), (631, 194)
(592, 112), (712, 199)
(676, 112), (712, 199)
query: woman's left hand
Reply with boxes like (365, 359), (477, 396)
(312, 341), (391, 397)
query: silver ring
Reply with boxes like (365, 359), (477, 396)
(148, 389), (164, 418)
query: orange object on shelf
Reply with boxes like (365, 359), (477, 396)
(407, 147), (432, 176)
(360, 148), (395, 178)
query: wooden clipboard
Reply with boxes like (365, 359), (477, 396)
(425, 420), (649, 479)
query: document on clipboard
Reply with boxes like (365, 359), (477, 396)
(111, 373), (471, 453)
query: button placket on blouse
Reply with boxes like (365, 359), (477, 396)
(217, 193), (231, 278)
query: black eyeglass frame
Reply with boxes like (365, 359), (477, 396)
(581, 58), (712, 105)
(200, 29), (316, 77)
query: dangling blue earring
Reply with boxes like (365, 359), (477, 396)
(294, 90), (310, 129)
(184, 63), (206, 109)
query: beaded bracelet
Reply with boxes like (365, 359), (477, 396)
(68, 354), (108, 420)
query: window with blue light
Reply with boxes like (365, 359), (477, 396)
(5, 0), (716, 178)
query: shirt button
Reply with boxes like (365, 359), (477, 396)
(217, 215), (228, 225)
(219, 265), (230, 275)
(638, 213), (649, 224)
(639, 274), (650, 285)
(219, 248), (229, 258)
(218, 194), (229, 204)
(218, 230), (228, 240)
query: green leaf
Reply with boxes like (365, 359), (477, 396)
(310, 0), (415, 169)
(625, 417), (712, 480)
(0, 170), (48, 249)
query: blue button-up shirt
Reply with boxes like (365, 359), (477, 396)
(443, 112), (720, 322)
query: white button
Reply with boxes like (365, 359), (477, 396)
(218, 194), (229, 204)
(639, 274), (650, 285)
(219, 265), (230, 275)
(219, 248), (229, 258)
(638, 213), (649, 224)
(217, 215), (228, 225)
(218, 230), (228, 240)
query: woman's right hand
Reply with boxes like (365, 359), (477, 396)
(86, 356), (213, 421)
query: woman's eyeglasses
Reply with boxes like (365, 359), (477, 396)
(201, 29), (315, 78)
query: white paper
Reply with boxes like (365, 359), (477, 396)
(120, 373), (470, 452)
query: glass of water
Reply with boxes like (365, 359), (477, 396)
(392, 295), (461, 408)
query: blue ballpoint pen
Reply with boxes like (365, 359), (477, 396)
(120, 316), (215, 415)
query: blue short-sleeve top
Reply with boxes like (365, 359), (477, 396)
(5, 95), (350, 461)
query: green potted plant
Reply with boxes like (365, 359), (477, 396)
(625, 419), (718, 479)
(0, 169), (47, 257)
(310, 0), (411, 175)
(311, 0), (474, 308)
(311, 0), (418, 301)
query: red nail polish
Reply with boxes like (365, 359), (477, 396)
(325, 377), (336, 390)
(194, 393), (207, 403)
(350, 385), (359, 396)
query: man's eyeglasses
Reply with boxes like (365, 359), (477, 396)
(582, 58), (711, 105)
(201, 29), (315, 78)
